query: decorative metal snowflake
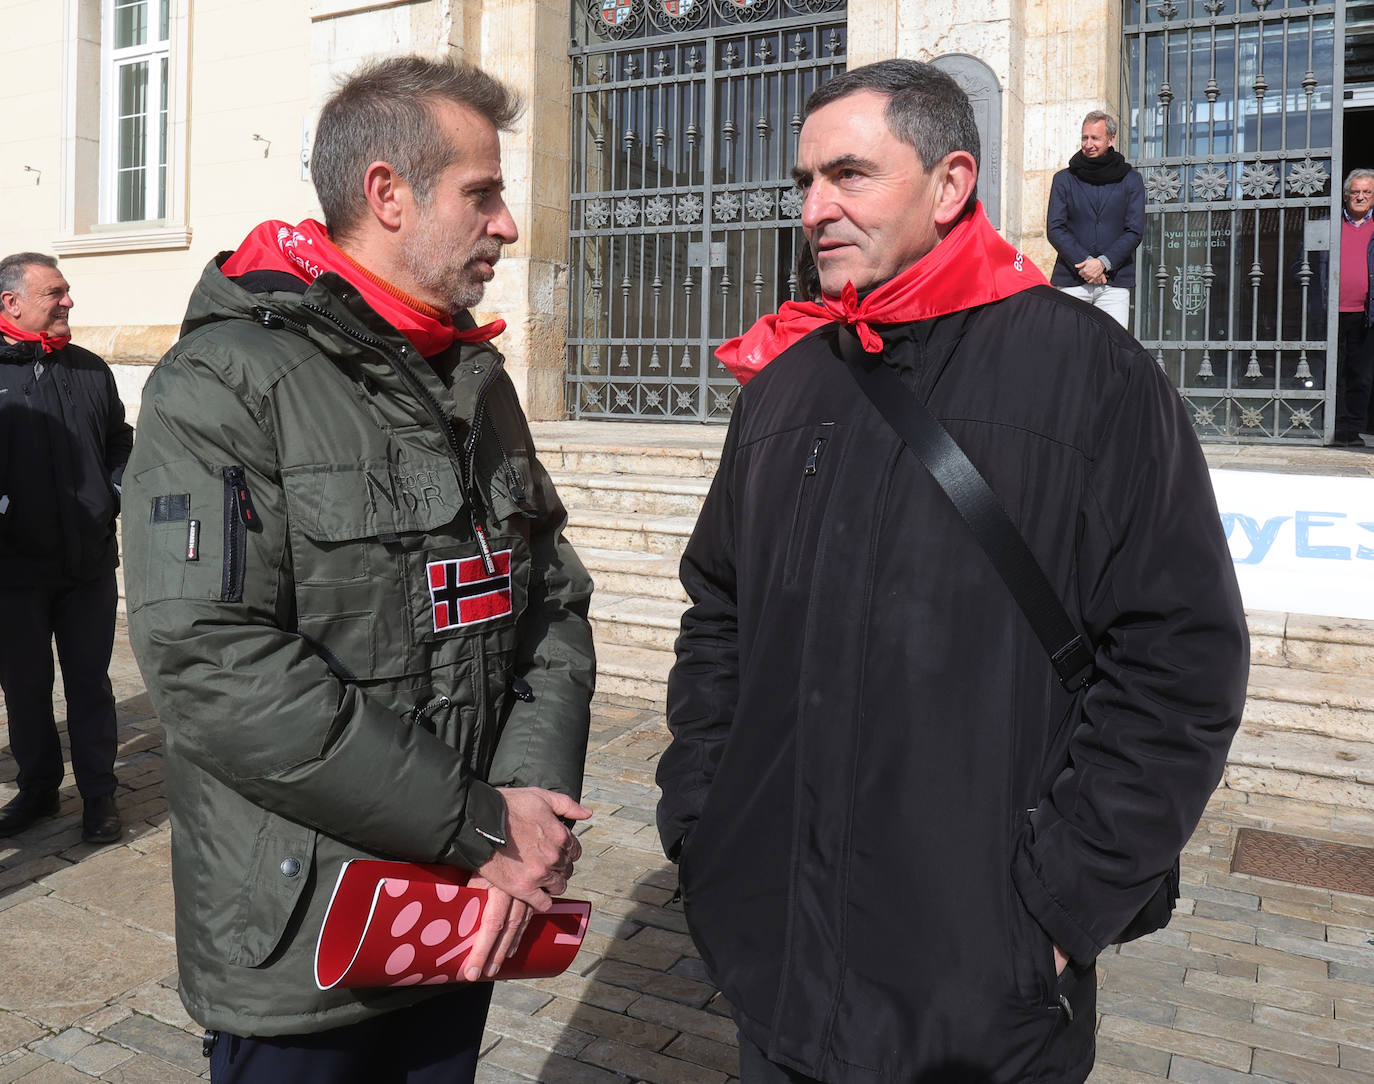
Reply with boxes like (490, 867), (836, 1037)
(1286, 157), (1329, 197)
(614, 388), (632, 407)
(645, 389), (663, 408)
(676, 194), (703, 223)
(584, 387), (603, 408)
(1239, 162), (1279, 199)
(583, 199), (611, 229)
(614, 198), (641, 227)
(713, 191), (742, 222)
(1239, 404), (1266, 429)
(1145, 167), (1182, 203)
(745, 189), (775, 220)
(713, 390), (734, 413)
(644, 196), (672, 225)
(1289, 407), (1315, 430)
(1191, 164), (1229, 201)
(676, 389), (695, 411)
(1192, 404), (1216, 427)
(780, 187), (804, 218)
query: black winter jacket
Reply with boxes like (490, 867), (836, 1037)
(657, 286), (1248, 1083)
(0, 338), (132, 586)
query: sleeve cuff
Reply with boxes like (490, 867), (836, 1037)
(440, 780), (509, 869)
(1097, 255), (1112, 272)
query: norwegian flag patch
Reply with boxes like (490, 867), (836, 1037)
(427, 550), (514, 632)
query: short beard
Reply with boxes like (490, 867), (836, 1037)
(401, 232), (501, 317)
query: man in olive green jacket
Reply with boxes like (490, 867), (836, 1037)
(122, 57), (595, 1082)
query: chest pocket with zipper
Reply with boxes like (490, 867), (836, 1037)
(782, 421), (845, 587)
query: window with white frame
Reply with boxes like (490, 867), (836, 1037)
(101, 0), (171, 223)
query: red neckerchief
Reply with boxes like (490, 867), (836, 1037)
(716, 203), (1048, 385)
(0, 315), (70, 354)
(220, 219), (505, 358)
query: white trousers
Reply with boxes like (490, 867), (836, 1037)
(1059, 284), (1131, 329)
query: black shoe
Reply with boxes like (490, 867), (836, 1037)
(0, 789), (61, 836)
(81, 793), (122, 844)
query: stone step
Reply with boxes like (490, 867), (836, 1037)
(549, 471), (710, 518)
(584, 547), (689, 602)
(1243, 664), (1374, 743)
(1249, 610), (1374, 675)
(533, 421), (724, 480)
(1225, 726), (1374, 810)
(594, 642), (674, 708)
(565, 508), (697, 556)
(590, 594), (683, 653)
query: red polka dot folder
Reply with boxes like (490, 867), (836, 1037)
(314, 860), (591, 990)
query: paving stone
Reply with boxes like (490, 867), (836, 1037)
(1330, 960), (1374, 988)
(1096, 1016), (1253, 1072)
(1169, 913), (1257, 945)
(1165, 1055), (1284, 1082)
(0, 1056), (92, 1082)
(577, 1036), (728, 1083)
(0, 899), (175, 1028)
(1096, 990), (1178, 1027)
(1091, 1038), (1171, 1076)
(670, 957), (712, 984)
(526, 974), (640, 1014)
(100, 1015), (202, 1075)
(589, 960), (715, 1007)
(480, 1037), (627, 1083)
(1182, 969), (1332, 1017)
(1253, 1003), (1374, 1051)
(0, 1011), (45, 1056)
(39, 846), (174, 942)
(1184, 933), (1328, 978)
(1342, 1043), (1374, 1075)
(1172, 1006), (1337, 1065)
(491, 981), (555, 1015)
(534, 997), (677, 1051)
(31, 1029), (97, 1063)
(663, 1031), (738, 1076)
(0, 882), (52, 916)
(65, 1040), (136, 1076)
(481, 1005), (594, 1058)
(99, 1053), (205, 1082)
(626, 994), (737, 1046)
(1249, 1048), (1374, 1083)
(1083, 1062), (1160, 1083)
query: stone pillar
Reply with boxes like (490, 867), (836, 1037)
(828, 0), (1122, 275)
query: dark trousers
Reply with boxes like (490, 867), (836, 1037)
(1335, 311), (1374, 440)
(209, 985), (494, 1084)
(0, 574), (118, 797)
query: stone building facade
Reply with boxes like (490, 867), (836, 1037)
(0, 0), (1345, 440)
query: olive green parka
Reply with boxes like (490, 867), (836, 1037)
(123, 257), (594, 1035)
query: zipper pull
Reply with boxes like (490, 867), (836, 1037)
(804, 437), (826, 476)
(472, 518), (497, 575)
(226, 466), (259, 528)
(253, 306), (283, 329)
(507, 465), (526, 505)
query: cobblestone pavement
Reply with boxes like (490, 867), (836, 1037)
(2, 619), (1373, 1082)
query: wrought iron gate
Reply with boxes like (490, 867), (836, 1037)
(567, 0), (846, 421)
(1125, 0), (1342, 442)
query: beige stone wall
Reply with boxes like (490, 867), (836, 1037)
(841, 0), (1123, 279)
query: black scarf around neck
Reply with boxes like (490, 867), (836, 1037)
(1068, 148), (1131, 185)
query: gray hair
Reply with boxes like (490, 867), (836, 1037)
(1082, 111), (1118, 139)
(805, 59), (980, 174)
(0, 252), (58, 298)
(1345, 168), (1374, 197)
(311, 55), (523, 239)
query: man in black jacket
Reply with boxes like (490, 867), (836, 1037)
(657, 61), (1247, 1083)
(1046, 111), (1145, 329)
(0, 252), (131, 844)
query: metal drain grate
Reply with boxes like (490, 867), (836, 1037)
(1230, 828), (1374, 897)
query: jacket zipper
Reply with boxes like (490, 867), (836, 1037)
(783, 428), (832, 584)
(221, 465), (255, 602)
(262, 303), (503, 575)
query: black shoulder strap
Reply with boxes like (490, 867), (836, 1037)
(835, 325), (1095, 692)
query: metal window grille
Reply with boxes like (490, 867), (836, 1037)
(567, 0), (846, 421)
(1124, 0), (1342, 442)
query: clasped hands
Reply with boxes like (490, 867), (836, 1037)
(1075, 257), (1108, 286)
(461, 786), (591, 981)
